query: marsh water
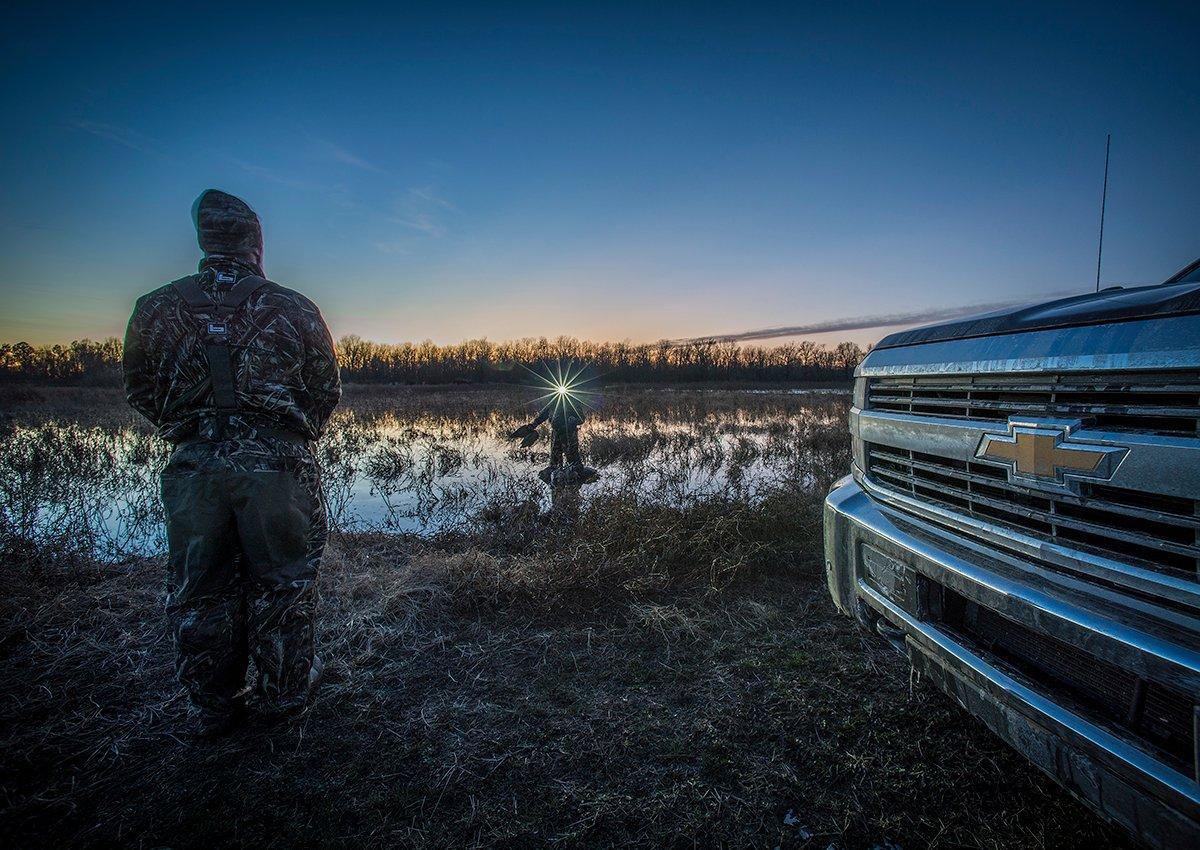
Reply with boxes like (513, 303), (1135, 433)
(0, 385), (850, 562)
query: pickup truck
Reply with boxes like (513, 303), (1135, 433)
(824, 257), (1200, 847)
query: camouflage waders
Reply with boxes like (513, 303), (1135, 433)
(549, 422), (582, 468)
(161, 438), (326, 715)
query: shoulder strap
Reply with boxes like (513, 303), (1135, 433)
(221, 274), (273, 310)
(170, 273), (273, 312)
(170, 275), (209, 308)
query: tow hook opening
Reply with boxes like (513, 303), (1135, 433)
(875, 617), (907, 652)
(857, 600), (907, 654)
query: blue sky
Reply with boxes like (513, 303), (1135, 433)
(1, 2), (1197, 346)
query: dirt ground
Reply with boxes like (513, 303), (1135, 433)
(0, 536), (1131, 849)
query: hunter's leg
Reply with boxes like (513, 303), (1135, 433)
(564, 425), (582, 466)
(550, 429), (565, 467)
(161, 450), (247, 719)
(232, 451), (326, 714)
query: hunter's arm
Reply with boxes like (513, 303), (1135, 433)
(300, 299), (342, 436)
(122, 299), (159, 426)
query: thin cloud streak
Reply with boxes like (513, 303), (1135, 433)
(390, 212), (446, 237)
(371, 239), (411, 255)
(232, 159), (320, 190)
(668, 292), (1081, 345)
(73, 120), (167, 158)
(315, 139), (386, 173)
(387, 187), (456, 238)
(407, 186), (456, 211)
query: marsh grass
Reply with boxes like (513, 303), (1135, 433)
(0, 383), (850, 565)
(0, 384), (1129, 848)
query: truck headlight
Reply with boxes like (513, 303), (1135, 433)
(850, 378), (867, 473)
(853, 376), (867, 409)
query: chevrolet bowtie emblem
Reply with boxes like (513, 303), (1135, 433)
(975, 419), (1127, 490)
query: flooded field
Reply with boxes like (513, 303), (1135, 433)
(0, 384), (851, 563)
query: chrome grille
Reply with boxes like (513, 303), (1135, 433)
(866, 445), (1200, 581)
(868, 371), (1200, 436)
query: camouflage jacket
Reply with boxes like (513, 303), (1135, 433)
(531, 398), (585, 432)
(123, 265), (341, 444)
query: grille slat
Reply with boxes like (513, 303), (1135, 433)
(868, 371), (1200, 436)
(871, 459), (1200, 562)
(880, 381), (1200, 394)
(864, 370), (1200, 582)
(869, 394), (1197, 420)
(868, 447), (1200, 531)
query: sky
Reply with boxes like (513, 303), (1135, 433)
(1, 1), (1197, 348)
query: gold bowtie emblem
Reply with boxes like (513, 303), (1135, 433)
(975, 421), (1126, 488)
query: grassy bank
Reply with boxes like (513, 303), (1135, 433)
(1, 530), (1131, 848)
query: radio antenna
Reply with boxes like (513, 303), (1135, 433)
(1095, 133), (1111, 292)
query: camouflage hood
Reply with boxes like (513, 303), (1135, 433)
(191, 189), (264, 277)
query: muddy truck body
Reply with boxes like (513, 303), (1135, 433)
(825, 258), (1200, 847)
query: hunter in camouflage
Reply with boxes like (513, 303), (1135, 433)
(123, 189), (341, 736)
(508, 392), (599, 487)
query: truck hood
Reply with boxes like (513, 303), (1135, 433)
(875, 275), (1200, 351)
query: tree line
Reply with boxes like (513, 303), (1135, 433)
(0, 336), (865, 385)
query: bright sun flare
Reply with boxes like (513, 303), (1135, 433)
(523, 359), (601, 420)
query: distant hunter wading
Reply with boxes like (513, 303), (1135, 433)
(123, 190), (341, 737)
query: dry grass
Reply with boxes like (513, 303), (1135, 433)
(0, 534), (1130, 849)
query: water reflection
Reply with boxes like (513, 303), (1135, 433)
(0, 388), (850, 560)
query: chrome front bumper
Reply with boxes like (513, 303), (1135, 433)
(824, 476), (1200, 848)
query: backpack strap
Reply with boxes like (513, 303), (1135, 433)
(170, 273), (272, 313)
(170, 274), (210, 308)
(220, 274), (273, 311)
(169, 273), (275, 438)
